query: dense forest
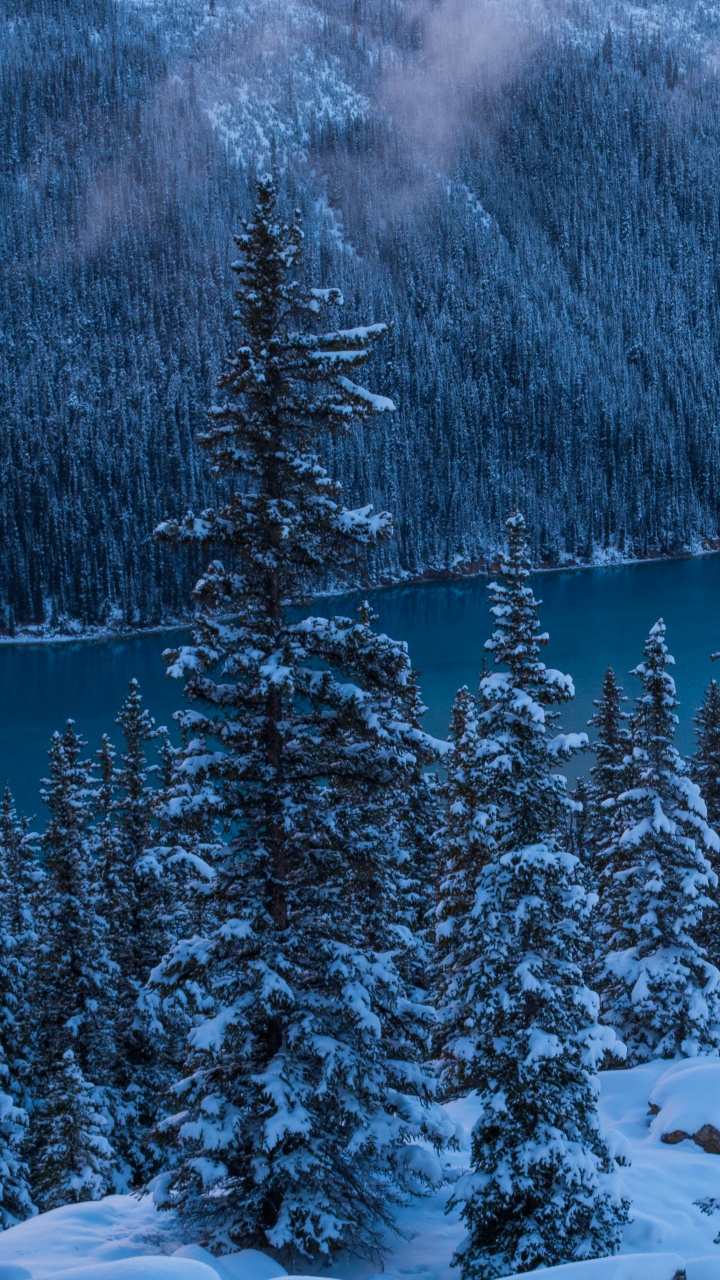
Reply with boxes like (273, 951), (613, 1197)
(2, 180), (720, 1278)
(6, 0), (720, 627)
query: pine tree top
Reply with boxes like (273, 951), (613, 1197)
(156, 175), (396, 616)
(484, 512), (573, 705)
(629, 619), (683, 779)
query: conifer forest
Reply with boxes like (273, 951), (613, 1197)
(7, 2), (720, 1280)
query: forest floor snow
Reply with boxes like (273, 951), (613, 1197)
(2, 1060), (720, 1280)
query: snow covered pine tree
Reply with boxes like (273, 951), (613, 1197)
(31, 723), (117, 1200)
(96, 681), (173, 1186)
(151, 175), (450, 1260)
(586, 667), (631, 861)
(435, 513), (629, 1280)
(598, 621), (720, 1062)
(32, 1049), (113, 1212)
(0, 790), (36, 1224)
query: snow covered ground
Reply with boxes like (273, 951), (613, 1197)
(3, 1060), (720, 1280)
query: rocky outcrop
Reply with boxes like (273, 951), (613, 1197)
(659, 1124), (720, 1153)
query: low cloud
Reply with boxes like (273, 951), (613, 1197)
(380, 0), (537, 171)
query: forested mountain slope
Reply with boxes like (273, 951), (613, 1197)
(4, 0), (720, 627)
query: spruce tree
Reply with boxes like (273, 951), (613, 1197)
(35, 723), (114, 1080)
(0, 788), (40, 947)
(151, 176), (450, 1259)
(583, 667), (632, 951)
(693, 677), (720, 831)
(586, 667), (631, 854)
(598, 621), (720, 1062)
(97, 683), (166, 1049)
(32, 1050), (113, 1212)
(435, 514), (628, 1280)
(30, 723), (117, 1201)
(0, 1088), (33, 1227)
(114, 679), (165, 979)
(0, 789), (39, 1105)
(0, 790), (35, 1224)
(101, 681), (173, 1185)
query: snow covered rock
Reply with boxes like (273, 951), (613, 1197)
(649, 1062), (720, 1152)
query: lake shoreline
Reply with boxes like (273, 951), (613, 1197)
(4, 539), (720, 648)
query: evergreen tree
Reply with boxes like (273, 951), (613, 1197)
(587, 667), (631, 831)
(0, 1088), (33, 1227)
(0, 791), (35, 1224)
(32, 1050), (113, 1212)
(97, 682), (166, 1043)
(114, 679), (165, 979)
(693, 677), (720, 831)
(35, 722), (115, 1080)
(0, 789), (39, 1106)
(598, 621), (720, 1062)
(151, 176), (450, 1259)
(0, 787), (40, 946)
(435, 514), (628, 1280)
(584, 667), (632, 943)
(100, 681), (174, 1185)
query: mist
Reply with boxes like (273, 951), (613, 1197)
(380, 0), (539, 173)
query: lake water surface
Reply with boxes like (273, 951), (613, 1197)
(4, 553), (720, 817)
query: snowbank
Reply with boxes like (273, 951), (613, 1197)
(0, 1197), (287, 1280)
(649, 1060), (720, 1145)
(504, 1256), (685, 1280)
(2, 1064), (720, 1280)
(39, 1260), (218, 1280)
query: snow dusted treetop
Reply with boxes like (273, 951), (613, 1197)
(156, 172), (395, 622)
(436, 514), (627, 1280)
(152, 176), (451, 1262)
(584, 666), (632, 876)
(479, 511), (586, 848)
(600, 620), (720, 1063)
(588, 666), (631, 810)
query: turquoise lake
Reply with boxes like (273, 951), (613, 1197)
(4, 553), (720, 818)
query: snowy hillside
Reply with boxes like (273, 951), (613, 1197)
(11, 0), (720, 625)
(5, 1061), (720, 1280)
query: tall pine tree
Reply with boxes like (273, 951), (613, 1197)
(0, 790), (35, 1225)
(435, 514), (628, 1280)
(0, 788), (40, 949)
(151, 176), (450, 1260)
(598, 621), (720, 1062)
(30, 723), (117, 1200)
(32, 1050), (113, 1213)
(96, 682), (171, 1186)
(586, 667), (631, 854)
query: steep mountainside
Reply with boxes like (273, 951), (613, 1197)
(4, 0), (720, 626)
